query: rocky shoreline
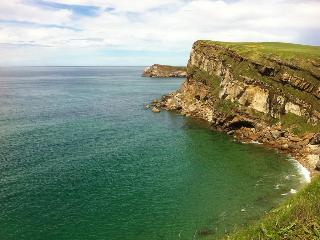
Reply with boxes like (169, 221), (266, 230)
(148, 41), (320, 176)
(143, 64), (187, 78)
(151, 91), (320, 175)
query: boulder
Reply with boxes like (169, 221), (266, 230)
(270, 130), (282, 139)
(151, 107), (160, 113)
(303, 132), (315, 140)
(288, 135), (301, 142)
(307, 154), (319, 165)
(298, 138), (311, 147)
(316, 159), (320, 171)
(310, 133), (320, 145)
(248, 133), (258, 141)
(288, 142), (302, 149)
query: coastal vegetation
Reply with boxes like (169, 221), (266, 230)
(223, 175), (320, 240)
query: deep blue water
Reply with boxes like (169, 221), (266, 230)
(0, 67), (306, 240)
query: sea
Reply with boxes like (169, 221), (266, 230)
(0, 67), (308, 240)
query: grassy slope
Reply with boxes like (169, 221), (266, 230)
(221, 176), (320, 240)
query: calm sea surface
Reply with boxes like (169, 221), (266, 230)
(0, 67), (306, 240)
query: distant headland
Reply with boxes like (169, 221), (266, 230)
(143, 64), (187, 78)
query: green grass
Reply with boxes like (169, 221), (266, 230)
(196, 40), (320, 82)
(280, 113), (320, 136)
(188, 66), (221, 96)
(152, 64), (186, 71)
(211, 41), (320, 60)
(218, 175), (320, 240)
(214, 99), (238, 116)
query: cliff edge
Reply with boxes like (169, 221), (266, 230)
(154, 40), (320, 172)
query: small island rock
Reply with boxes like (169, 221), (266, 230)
(143, 64), (187, 78)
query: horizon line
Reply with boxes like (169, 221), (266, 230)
(0, 65), (151, 67)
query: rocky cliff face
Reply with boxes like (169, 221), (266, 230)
(143, 64), (187, 78)
(154, 41), (320, 172)
(187, 41), (320, 121)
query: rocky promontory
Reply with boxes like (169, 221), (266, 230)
(151, 40), (320, 174)
(143, 64), (187, 78)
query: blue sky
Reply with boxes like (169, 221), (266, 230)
(0, 0), (319, 66)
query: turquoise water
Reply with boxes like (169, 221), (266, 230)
(0, 67), (306, 240)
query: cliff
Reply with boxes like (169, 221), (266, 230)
(153, 40), (320, 172)
(143, 64), (187, 78)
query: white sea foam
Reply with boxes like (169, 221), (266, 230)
(241, 139), (311, 184)
(281, 188), (297, 196)
(288, 156), (311, 183)
(290, 189), (297, 194)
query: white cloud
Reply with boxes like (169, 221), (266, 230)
(0, 0), (72, 25)
(47, 0), (184, 12)
(0, 0), (319, 65)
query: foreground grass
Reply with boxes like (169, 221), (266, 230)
(220, 175), (320, 240)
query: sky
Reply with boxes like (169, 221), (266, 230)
(0, 0), (319, 66)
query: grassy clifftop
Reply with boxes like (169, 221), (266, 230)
(190, 41), (320, 87)
(209, 41), (320, 62)
(198, 41), (320, 76)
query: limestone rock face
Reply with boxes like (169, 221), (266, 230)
(156, 40), (320, 172)
(185, 41), (320, 122)
(285, 102), (303, 116)
(143, 64), (187, 78)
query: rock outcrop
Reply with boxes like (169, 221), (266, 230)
(151, 40), (320, 173)
(143, 64), (187, 78)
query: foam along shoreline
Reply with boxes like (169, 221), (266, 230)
(243, 140), (311, 184)
(288, 156), (311, 183)
(248, 139), (311, 183)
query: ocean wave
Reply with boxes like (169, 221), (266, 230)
(288, 156), (311, 183)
